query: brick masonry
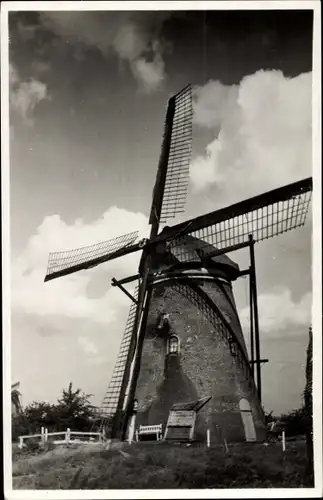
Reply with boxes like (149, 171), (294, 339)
(134, 258), (267, 443)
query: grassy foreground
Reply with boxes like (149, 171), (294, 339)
(12, 439), (313, 490)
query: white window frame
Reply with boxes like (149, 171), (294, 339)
(167, 334), (180, 355)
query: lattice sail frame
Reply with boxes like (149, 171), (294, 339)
(160, 85), (193, 224)
(99, 286), (139, 418)
(45, 231), (139, 281)
(169, 183), (312, 262)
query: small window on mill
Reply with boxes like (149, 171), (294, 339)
(168, 335), (179, 355)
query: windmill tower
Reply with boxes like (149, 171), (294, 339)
(44, 85), (312, 443)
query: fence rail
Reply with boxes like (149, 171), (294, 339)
(18, 427), (105, 448)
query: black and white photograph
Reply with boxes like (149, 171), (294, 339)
(2, 1), (321, 496)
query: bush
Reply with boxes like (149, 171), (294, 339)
(24, 438), (41, 454)
(280, 408), (308, 437)
(12, 382), (97, 444)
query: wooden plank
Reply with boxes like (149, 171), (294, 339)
(165, 427), (191, 441)
(167, 410), (195, 427)
(165, 409), (197, 441)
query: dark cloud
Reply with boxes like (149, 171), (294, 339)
(161, 10), (313, 84)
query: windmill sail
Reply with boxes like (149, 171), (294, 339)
(45, 231), (140, 282)
(99, 287), (139, 418)
(11, 382), (22, 415)
(159, 85), (193, 223)
(163, 178), (312, 262)
(149, 85), (193, 228)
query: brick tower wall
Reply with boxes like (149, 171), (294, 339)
(134, 274), (267, 443)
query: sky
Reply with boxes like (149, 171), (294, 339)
(7, 6), (315, 415)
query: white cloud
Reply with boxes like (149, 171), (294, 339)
(10, 64), (50, 125)
(131, 51), (165, 92)
(11, 206), (149, 324)
(113, 27), (166, 92)
(190, 70), (312, 199)
(112, 23), (147, 61)
(239, 287), (312, 336)
(78, 336), (98, 355)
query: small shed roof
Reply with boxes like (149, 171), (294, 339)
(171, 396), (212, 412)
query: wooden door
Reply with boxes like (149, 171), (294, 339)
(239, 398), (256, 442)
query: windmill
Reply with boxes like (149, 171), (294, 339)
(11, 381), (22, 416)
(44, 85), (312, 443)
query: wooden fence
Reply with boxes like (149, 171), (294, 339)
(18, 427), (105, 448)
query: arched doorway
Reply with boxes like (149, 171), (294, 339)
(239, 398), (256, 442)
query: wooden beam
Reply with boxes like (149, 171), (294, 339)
(238, 269), (250, 277)
(111, 278), (138, 304)
(249, 266), (255, 379)
(202, 240), (252, 259)
(249, 235), (262, 401)
(111, 274), (140, 286)
(149, 95), (176, 237)
(44, 242), (142, 282)
(153, 177), (312, 244)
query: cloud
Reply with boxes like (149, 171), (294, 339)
(190, 70), (312, 199)
(9, 63), (49, 125)
(113, 27), (166, 92)
(42, 12), (168, 92)
(11, 206), (149, 324)
(78, 336), (98, 355)
(239, 287), (312, 336)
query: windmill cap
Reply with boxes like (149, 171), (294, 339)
(168, 233), (240, 281)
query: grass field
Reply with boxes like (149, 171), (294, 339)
(12, 438), (313, 490)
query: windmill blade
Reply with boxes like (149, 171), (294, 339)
(160, 85), (193, 223)
(160, 177), (312, 262)
(44, 231), (141, 282)
(99, 286), (139, 418)
(149, 85), (193, 230)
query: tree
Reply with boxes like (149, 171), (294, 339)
(279, 407), (307, 437)
(11, 383), (96, 442)
(12, 401), (57, 441)
(54, 382), (95, 431)
(304, 325), (313, 474)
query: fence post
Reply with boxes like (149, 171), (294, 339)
(41, 427), (45, 447)
(45, 428), (48, 443)
(282, 431), (286, 452)
(66, 428), (71, 444)
(207, 428), (210, 448)
(18, 436), (23, 449)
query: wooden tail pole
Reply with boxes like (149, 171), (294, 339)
(249, 234), (262, 401)
(121, 279), (152, 440)
(249, 265), (255, 378)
